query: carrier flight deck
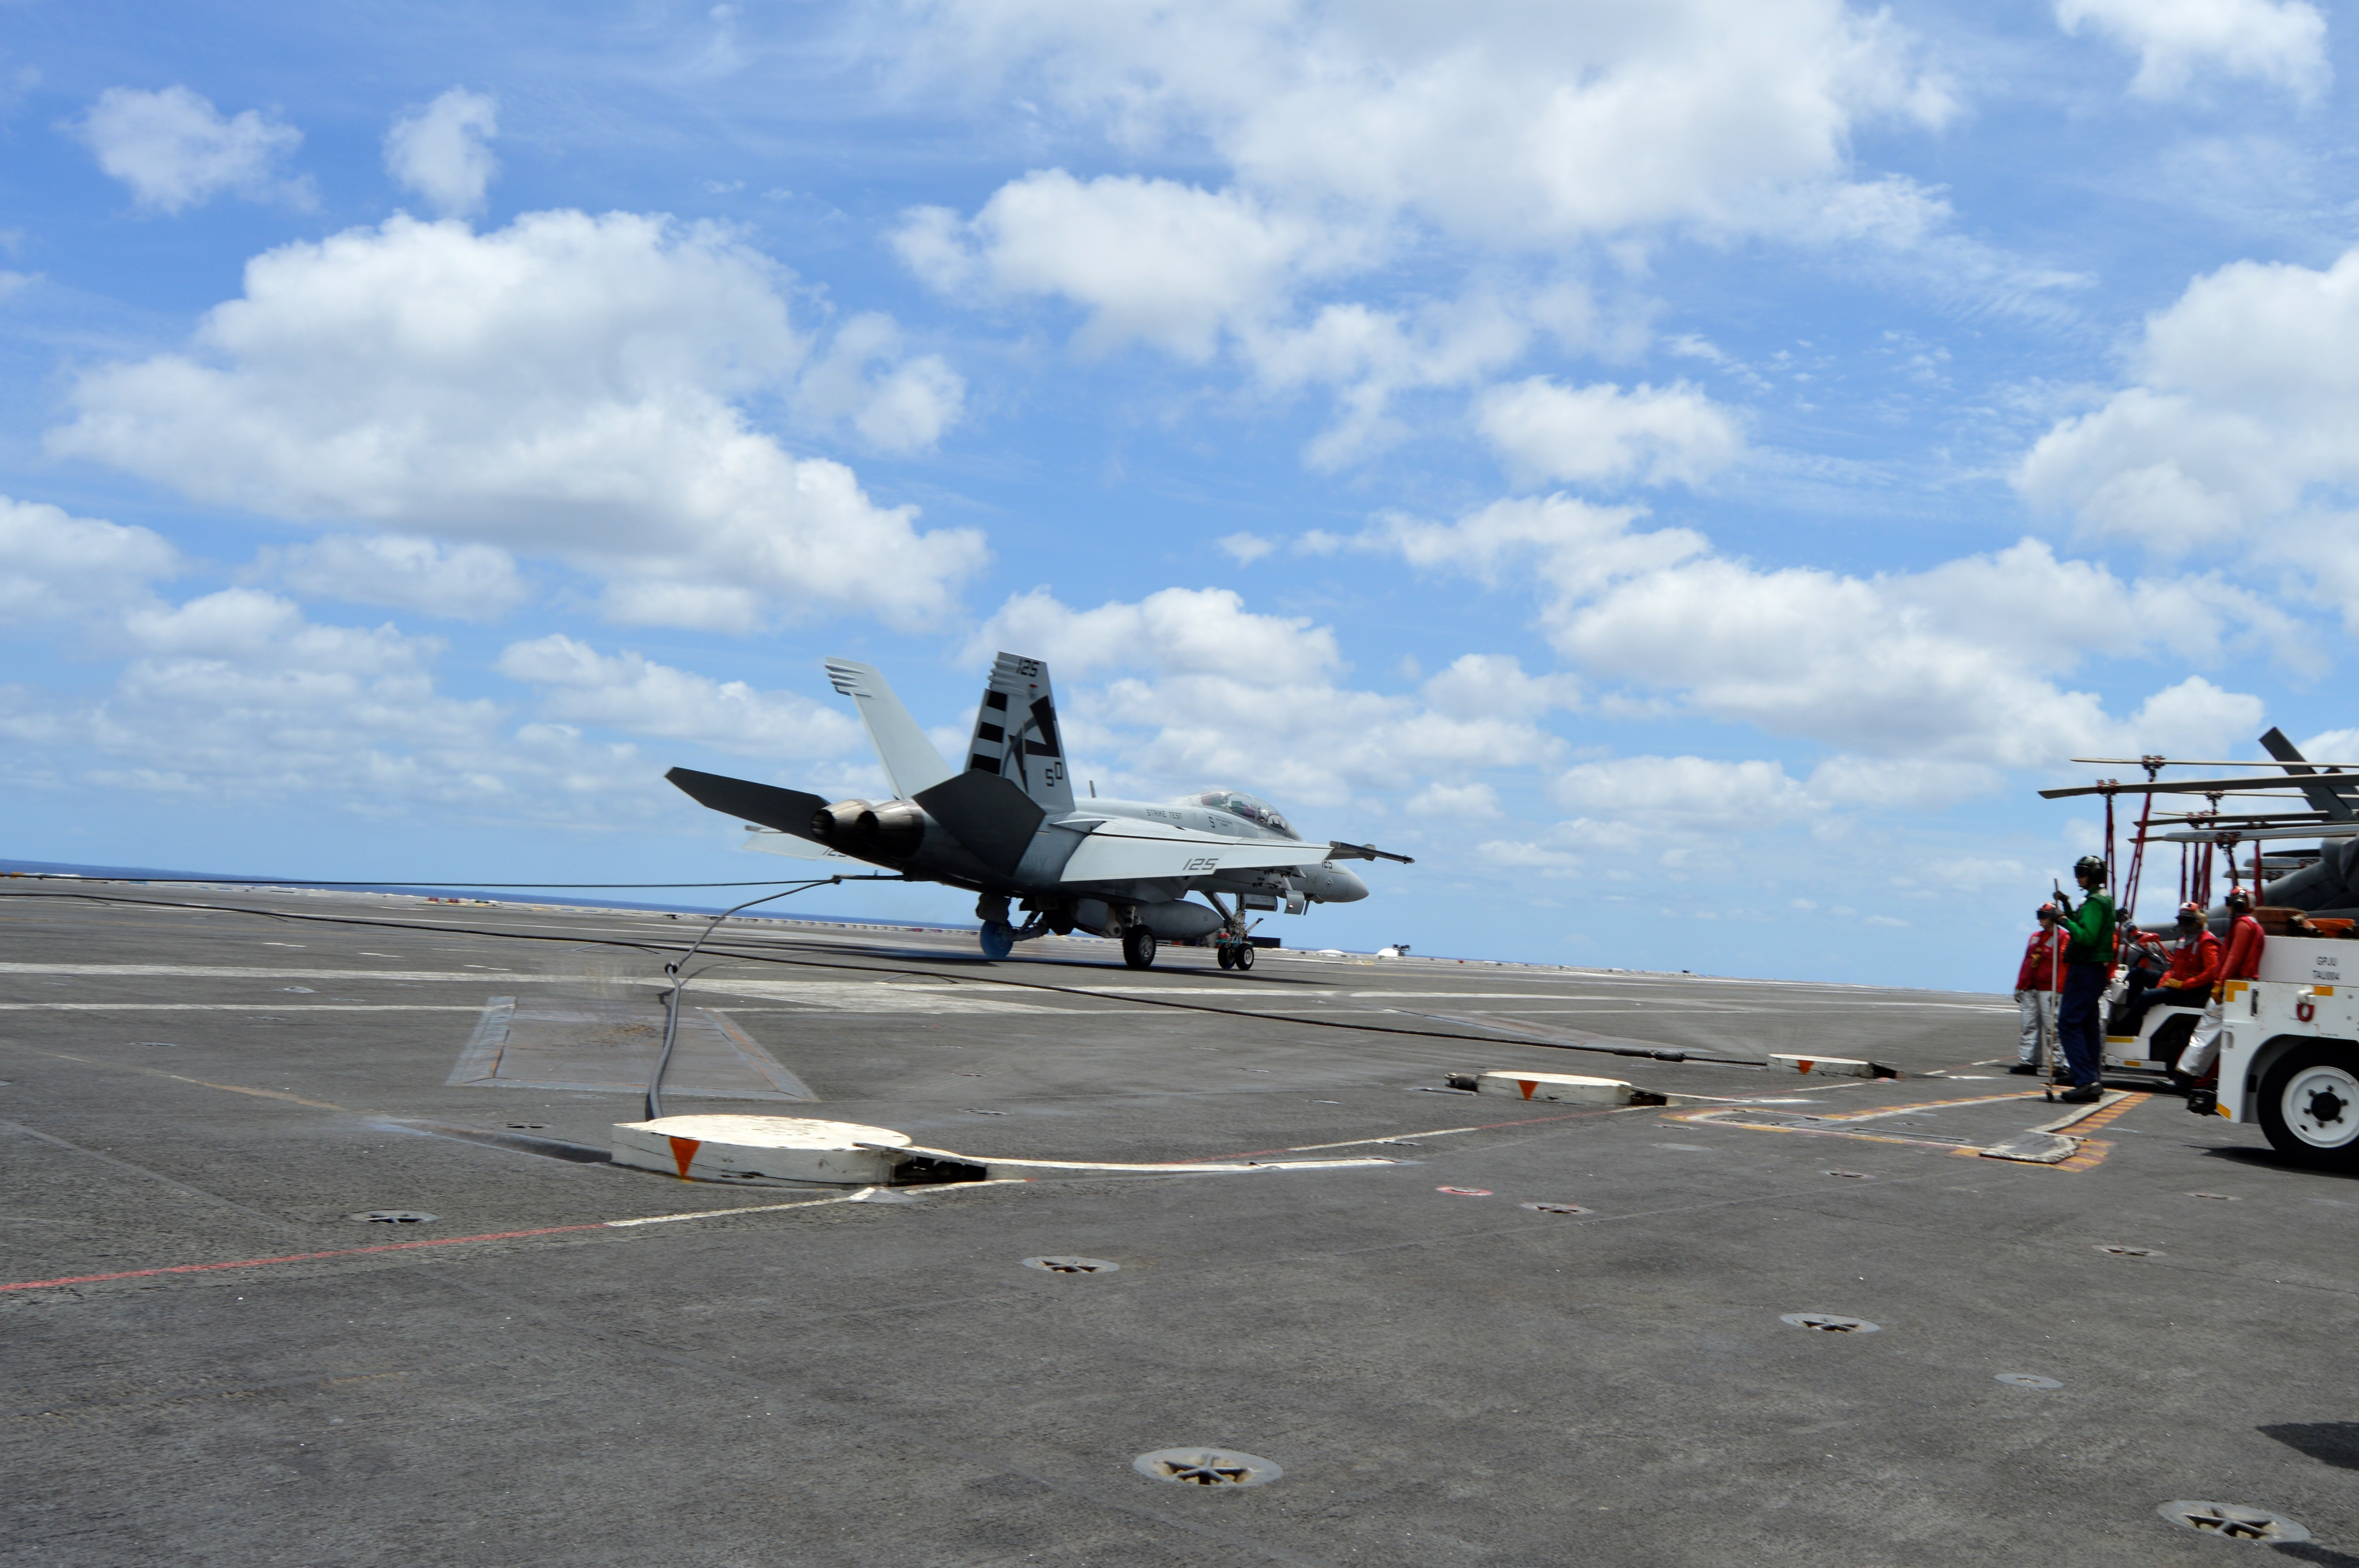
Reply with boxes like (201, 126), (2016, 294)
(3, 882), (2355, 1566)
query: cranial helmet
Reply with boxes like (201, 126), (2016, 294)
(2037, 903), (2058, 918)
(2226, 886), (2252, 910)
(2178, 900), (2205, 923)
(2073, 854), (2108, 882)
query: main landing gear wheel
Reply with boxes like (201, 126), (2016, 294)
(1216, 945), (1236, 970)
(2258, 1044), (2359, 1172)
(1122, 927), (1158, 970)
(1232, 942), (1254, 972)
(979, 921), (1016, 961)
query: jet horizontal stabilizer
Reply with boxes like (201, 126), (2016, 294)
(1326, 840), (1415, 865)
(913, 770), (1047, 876)
(666, 767), (830, 841)
(2261, 725), (2359, 822)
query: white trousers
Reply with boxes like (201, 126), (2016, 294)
(2016, 989), (2059, 1066)
(2175, 997), (2225, 1079)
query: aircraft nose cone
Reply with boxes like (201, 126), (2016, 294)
(1328, 867), (1369, 903)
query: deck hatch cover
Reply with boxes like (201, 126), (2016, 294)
(1132, 1448), (1281, 1487)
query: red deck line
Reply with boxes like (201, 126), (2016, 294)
(0, 1223), (609, 1292)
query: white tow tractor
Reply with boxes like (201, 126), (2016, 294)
(2037, 733), (2359, 1169)
(2189, 938), (2359, 1171)
(2099, 985), (2206, 1084)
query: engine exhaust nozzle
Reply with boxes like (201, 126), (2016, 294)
(855, 800), (926, 859)
(810, 799), (872, 842)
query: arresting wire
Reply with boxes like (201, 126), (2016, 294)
(644, 877), (891, 1121)
(0, 884), (1773, 1069)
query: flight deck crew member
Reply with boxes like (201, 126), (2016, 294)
(2051, 853), (2115, 1103)
(2108, 922), (2169, 1036)
(2178, 886), (2265, 1083)
(2012, 904), (2066, 1075)
(2114, 902), (2220, 1039)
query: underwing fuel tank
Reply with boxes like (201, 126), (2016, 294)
(1071, 898), (1225, 941)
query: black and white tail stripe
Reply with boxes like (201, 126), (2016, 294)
(964, 652), (1071, 810)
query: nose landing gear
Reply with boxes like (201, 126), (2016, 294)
(1122, 926), (1158, 970)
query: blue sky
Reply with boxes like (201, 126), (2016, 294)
(4, 0), (2355, 988)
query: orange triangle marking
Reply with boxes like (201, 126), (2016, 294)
(1518, 1079), (1538, 1099)
(667, 1136), (701, 1180)
(1795, 1060), (1814, 1075)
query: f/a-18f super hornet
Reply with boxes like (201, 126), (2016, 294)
(665, 652), (1412, 969)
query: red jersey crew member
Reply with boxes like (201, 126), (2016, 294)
(2114, 901), (2220, 1039)
(2011, 904), (2066, 1075)
(2178, 886), (2265, 1083)
(2050, 854), (2115, 1103)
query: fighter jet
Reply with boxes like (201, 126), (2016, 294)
(665, 652), (1412, 970)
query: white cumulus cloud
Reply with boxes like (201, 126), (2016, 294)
(47, 211), (988, 633)
(890, 2), (1958, 465)
(1363, 495), (2277, 769)
(384, 88), (499, 217)
(966, 586), (1561, 808)
(794, 312), (966, 452)
(897, 0), (1955, 246)
(2017, 246), (2359, 625)
(1475, 377), (1743, 489)
(265, 534), (529, 621)
(0, 494), (179, 625)
(69, 86), (307, 213)
(0, 586), (703, 820)
(2056, 0), (2328, 100)
(1550, 755), (1818, 831)
(898, 172), (1343, 359)
(496, 634), (866, 759)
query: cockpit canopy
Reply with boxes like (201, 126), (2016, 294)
(1180, 788), (1297, 839)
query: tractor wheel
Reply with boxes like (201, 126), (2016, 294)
(2258, 1043), (2359, 1172)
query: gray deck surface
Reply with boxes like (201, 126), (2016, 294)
(3, 883), (2354, 1566)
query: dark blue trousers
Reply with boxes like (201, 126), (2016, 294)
(2056, 962), (2108, 1089)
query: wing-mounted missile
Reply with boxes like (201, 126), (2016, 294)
(1326, 840), (1415, 865)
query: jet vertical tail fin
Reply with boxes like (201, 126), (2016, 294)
(961, 652), (1075, 815)
(823, 658), (954, 801)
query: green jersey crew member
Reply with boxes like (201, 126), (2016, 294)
(2049, 854), (2114, 1104)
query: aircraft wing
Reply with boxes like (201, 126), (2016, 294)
(1057, 819), (1324, 884)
